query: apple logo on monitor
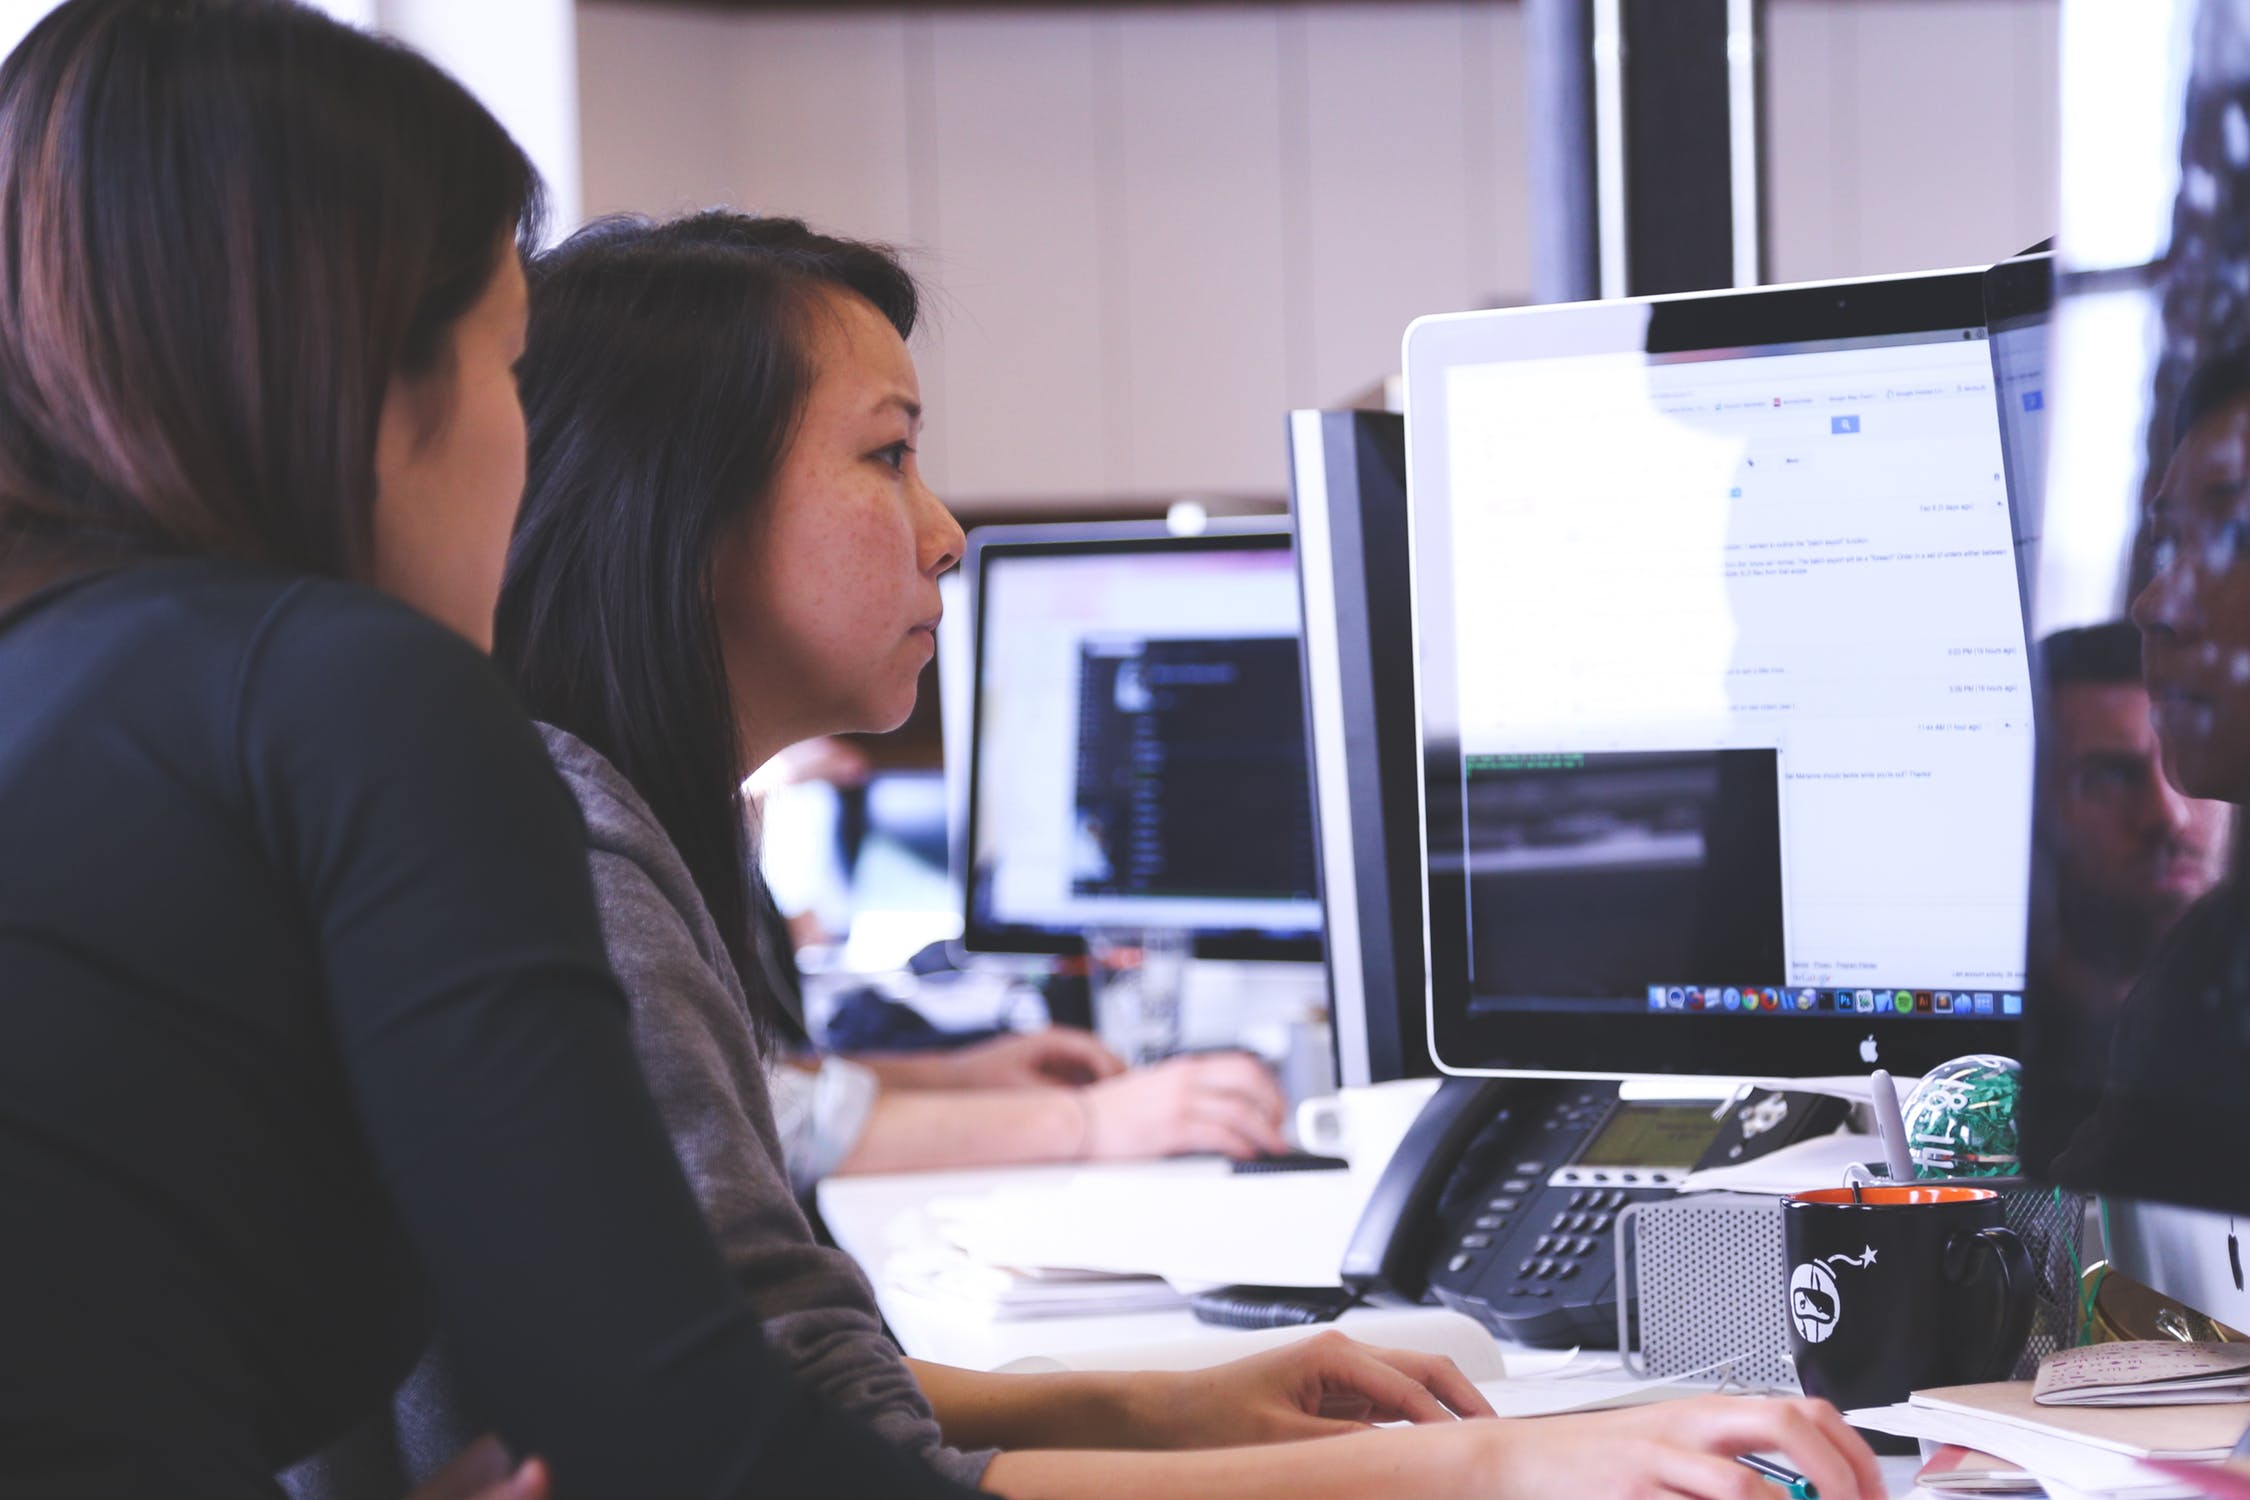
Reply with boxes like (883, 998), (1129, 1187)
(1860, 1035), (1879, 1065)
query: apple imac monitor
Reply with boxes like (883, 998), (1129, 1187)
(1287, 409), (1437, 1086)
(1405, 268), (2036, 1078)
(958, 520), (1322, 960)
(2016, 0), (2250, 1335)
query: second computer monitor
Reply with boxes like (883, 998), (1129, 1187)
(1405, 268), (2036, 1078)
(959, 521), (1322, 959)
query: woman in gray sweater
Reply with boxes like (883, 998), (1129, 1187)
(469, 210), (1884, 1500)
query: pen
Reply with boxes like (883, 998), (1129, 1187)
(1870, 1068), (1916, 1182)
(1738, 1454), (1819, 1500)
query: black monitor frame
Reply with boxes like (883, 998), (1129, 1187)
(1287, 409), (1435, 1085)
(956, 519), (1323, 962)
(1407, 268), (2032, 1079)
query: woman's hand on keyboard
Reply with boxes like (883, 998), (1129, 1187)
(1473, 1395), (1883, 1500)
(1134, 1328), (1497, 1447)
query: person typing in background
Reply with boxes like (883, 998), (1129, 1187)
(742, 873), (1292, 1192)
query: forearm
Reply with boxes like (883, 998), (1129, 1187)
(978, 1427), (1484, 1500)
(854, 1051), (971, 1090)
(907, 1362), (1148, 1452)
(836, 1088), (1083, 1174)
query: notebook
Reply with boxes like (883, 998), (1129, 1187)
(1911, 1380), (2249, 1460)
(2035, 1343), (2250, 1407)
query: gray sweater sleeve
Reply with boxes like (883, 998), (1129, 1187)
(555, 736), (995, 1489)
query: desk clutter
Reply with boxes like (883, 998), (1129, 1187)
(831, 1066), (2248, 1500)
(1852, 1374), (2250, 1499)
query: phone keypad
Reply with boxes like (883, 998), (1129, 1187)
(1425, 1087), (1689, 1344)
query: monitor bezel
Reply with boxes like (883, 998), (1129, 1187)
(1405, 267), (2031, 1079)
(956, 518), (1323, 961)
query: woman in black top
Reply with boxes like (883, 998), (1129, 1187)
(0, 3), (970, 1496)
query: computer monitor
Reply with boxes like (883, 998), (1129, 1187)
(958, 520), (1323, 960)
(2015, 0), (2250, 1328)
(1287, 409), (1436, 1086)
(1405, 269), (2035, 1078)
(1986, 253), (2051, 600)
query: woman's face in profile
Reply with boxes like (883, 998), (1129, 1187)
(713, 288), (964, 773)
(369, 243), (531, 650)
(2134, 390), (2250, 804)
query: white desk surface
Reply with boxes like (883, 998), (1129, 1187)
(818, 1158), (1925, 1495)
(820, 1157), (1275, 1372)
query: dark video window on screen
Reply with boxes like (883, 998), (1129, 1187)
(2021, 0), (2250, 1216)
(967, 541), (1321, 950)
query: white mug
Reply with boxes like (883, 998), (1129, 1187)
(1293, 1078), (1442, 1168)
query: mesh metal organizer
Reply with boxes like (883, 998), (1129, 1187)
(1616, 1181), (2090, 1389)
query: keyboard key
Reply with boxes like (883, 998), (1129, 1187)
(1460, 1233), (1491, 1249)
(1448, 1253), (1472, 1274)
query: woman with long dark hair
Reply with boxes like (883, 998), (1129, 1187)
(0, 4), (975, 1495)
(472, 209), (1890, 1500)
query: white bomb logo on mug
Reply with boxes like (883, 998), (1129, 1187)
(1788, 1261), (1840, 1343)
(1786, 1246), (1875, 1343)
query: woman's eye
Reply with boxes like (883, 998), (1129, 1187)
(874, 441), (913, 472)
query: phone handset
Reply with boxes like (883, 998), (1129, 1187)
(1338, 1077), (1544, 1304)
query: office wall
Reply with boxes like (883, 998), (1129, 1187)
(577, 2), (1531, 509)
(578, 0), (2059, 512)
(1765, 0), (2060, 284)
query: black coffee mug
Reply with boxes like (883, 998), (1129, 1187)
(1783, 1186), (2034, 1422)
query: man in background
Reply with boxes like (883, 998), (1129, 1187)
(2031, 621), (2231, 1054)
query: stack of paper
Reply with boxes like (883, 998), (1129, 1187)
(2036, 1343), (2250, 1407)
(1907, 1381), (2247, 1458)
(882, 1237), (1188, 1320)
(1849, 1379), (2250, 1500)
(923, 1162), (1373, 1291)
(1916, 1444), (2044, 1495)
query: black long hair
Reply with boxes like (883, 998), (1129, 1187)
(496, 211), (919, 991)
(0, 0), (541, 596)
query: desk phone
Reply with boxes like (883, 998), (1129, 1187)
(1341, 1078), (1847, 1348)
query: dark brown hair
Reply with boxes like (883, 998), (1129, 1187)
(0, 0), (543, 590)
(496, 212), (917, 992)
